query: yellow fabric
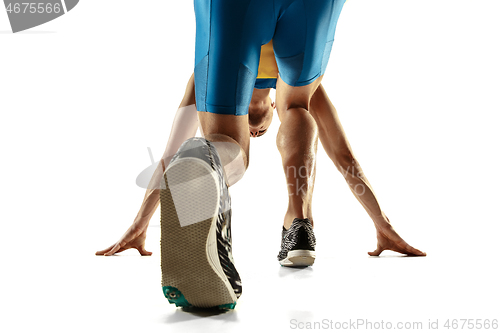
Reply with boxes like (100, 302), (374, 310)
(256, 40), (279, 79)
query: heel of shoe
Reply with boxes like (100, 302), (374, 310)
(280, 250), (316, 267)
(162, 286), (237, 310)
(218, 302), (237, 310)
(163, 286), (192, 308)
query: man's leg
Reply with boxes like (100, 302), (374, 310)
(197, 112), (250, 187)
(275, 77), (320, 230)
(271, 0), (345, 230)
(274, 75), (323, 266)
(161, 0), (273, 307)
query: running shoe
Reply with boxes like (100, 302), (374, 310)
(160, 137), (242, 309)
(277, 218), (316, 267)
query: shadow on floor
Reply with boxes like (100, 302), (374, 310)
(163, 306), (239, 323)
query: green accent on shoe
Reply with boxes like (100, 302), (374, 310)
(218, 302), (237, 310)
(163, 286), (192, 308)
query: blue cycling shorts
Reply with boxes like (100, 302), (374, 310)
(194, 0), (346, 115)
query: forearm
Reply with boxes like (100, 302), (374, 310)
(337, 154), (385, 222)
(310, 85), (388, 224)
(136, 104), (199, 221)
(134, 75), (198, 224)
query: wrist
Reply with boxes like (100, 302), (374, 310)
(372, 212), (390, 226)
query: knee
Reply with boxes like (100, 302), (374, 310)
(206, 134), (249, 169)
(275, 75), (322, 114)
(276, 97), (311, 117)
(275, 82), (311, 115)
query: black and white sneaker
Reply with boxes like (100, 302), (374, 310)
(277, 218), (316, 267)
(160, 137), (242, 309)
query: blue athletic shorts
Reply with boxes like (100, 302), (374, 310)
(254, 78), (277, 90)
(194, 0), (346, 116)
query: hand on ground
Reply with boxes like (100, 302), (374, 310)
(96, 223), (152, 256)
(368, 221), (426, 257)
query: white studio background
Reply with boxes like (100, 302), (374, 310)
(1, 0), (499, 332)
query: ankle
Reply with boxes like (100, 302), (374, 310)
(283, 216), (314, 230)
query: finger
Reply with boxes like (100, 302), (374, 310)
(368, 246), (384, 256)
(96, 245), (114, 256)
(389, 242), (425, 257)
(104, 243), (121, 256)
(403, 244), (426, 256)
(392, 240), (426, 257)
(138, 245), (152, 256)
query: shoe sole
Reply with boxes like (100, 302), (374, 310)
(279, 250), (316, 267)
(160, 157), (237, 309)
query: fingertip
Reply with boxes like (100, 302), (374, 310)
(140, 250), (153, 256)
(412, 248), (426, 256)
(368, 247), (383, 256)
